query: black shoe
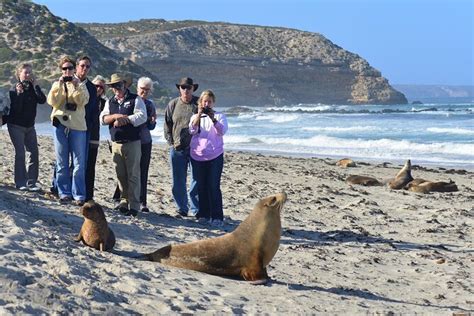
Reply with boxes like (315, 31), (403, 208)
(141, 206), (150, 213)
(127, 209), (138, 217)
(59, 197), (72, 204)
(118, 207), (129, 215)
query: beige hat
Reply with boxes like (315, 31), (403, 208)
(105, 73), (125, 85)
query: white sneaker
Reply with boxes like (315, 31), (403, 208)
(28, 185), (41, 192)
(19, 186), (28, 191)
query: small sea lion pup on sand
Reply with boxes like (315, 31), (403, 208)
(75, 201), (116, 251)
(336, 158), (356, 168)
(388, 159), (414, 190)
(142, 192), (287, 284)
(346, 175), (382, 186)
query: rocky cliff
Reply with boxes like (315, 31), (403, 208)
(0, 0), (162, 95)
(80, 20), (407, 106)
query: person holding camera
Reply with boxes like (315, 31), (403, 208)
(6, 63), (46, 191)
(163, 77), (200, 217)
(47, 56), (89, 206)
(189, 89), (228, 226)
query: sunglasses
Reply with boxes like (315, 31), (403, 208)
(110, 82), (122, 89)
(180, 85), (192, 90)
(95, 84), (104, 89)
(79, 64), (91, 69)
(62, 66), (74, 71)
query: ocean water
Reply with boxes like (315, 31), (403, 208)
(25, 103), (474, 170)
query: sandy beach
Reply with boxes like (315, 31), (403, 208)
(0, 130), (472, 314)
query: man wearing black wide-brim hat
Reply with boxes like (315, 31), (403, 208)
(163, 77), (199, 217)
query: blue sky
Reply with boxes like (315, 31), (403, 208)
(33, 0), (473, 86)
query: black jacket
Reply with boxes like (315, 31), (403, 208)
(8, 84), (46, 127)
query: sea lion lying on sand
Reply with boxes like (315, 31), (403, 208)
(336, 158), (356, 168)
(346, 175), (382, 186)
(141, 192), (287, 284)
(75, 201), (115, 251)
(406, 179), (458, 194)
(388, 159), (414, 189)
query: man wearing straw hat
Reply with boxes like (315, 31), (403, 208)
(99, 73), (146, 217)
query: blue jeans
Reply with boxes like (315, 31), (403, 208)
(169, 147), (198, 214)
(53, 124), (87, 200)
(191, 154), (224, 221)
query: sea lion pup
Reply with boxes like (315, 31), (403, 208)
(142, 192), (287, 284)
(388, 159), (414, 190)
(346, 175), (382, 186)
(336, 158), (356, 168)
(75, 201), (116, 251)
(407, 180), (458, 194)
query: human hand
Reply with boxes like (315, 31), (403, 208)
(16, 82), (24, 94)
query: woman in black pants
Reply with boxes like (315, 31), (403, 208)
(7, 63), (46, 191)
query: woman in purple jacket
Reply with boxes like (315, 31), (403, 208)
(189, 90), (228, 226)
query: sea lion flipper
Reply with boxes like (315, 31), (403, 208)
(74, 232), (83, 242)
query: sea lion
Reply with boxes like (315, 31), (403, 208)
(346, 175), (382, 186)
(75, 201), (115, 251)
(336, 158), (356, 168)
(388, 159), (414, 190)
(407, 180), (458, 194)
(142, 192), (287, 284)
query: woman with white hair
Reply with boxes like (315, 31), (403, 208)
(136, 76), (157, 212)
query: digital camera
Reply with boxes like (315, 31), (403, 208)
(63, 76), (73, 82)
(202, 107), (212, 115)
(20, 80), (31, 90)
(65, 102), (77, 111)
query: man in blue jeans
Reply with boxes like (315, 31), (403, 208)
(163, 77), (199, 217)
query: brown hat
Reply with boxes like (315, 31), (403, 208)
(176, 77), (198, 91)
(105, 73), (125, 85)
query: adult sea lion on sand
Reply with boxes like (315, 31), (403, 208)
(75, 201), (115, 251)
(407, 180), (458, 194)
(141, 192), (287, 284)
(388, 159), (414, 190)
(346, 175), (382, 186)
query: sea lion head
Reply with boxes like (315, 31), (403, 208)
(255, 192), (287, 216)
(80, 201), (106, 221)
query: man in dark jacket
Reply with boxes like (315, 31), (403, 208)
(75, 56), (99, 201)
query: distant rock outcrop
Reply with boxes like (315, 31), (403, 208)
(80, 20), (407, 106)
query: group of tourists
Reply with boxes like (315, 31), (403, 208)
(1, 56), (228, 227)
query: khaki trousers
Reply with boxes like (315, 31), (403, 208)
(112, 140), (141, 210)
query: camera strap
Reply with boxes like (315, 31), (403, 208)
(63, 82), (69, 106)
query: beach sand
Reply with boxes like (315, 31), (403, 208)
(0, 131), (473, 314)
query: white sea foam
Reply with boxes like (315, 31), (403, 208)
(302, 126), (380, 133)
(255, 113), (299, 123)
(426, 127), (474, 135)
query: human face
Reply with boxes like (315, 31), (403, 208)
(137, 85), (151, 99)
(76, 59), (91, 80)
(18, 66), (33, 81)
(110, 82), (125, 98)
(61, 62), (75, 77)
(94, 82), (105, 96)
(179, 85), (193, 102)
(201, 96), (214, 108)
